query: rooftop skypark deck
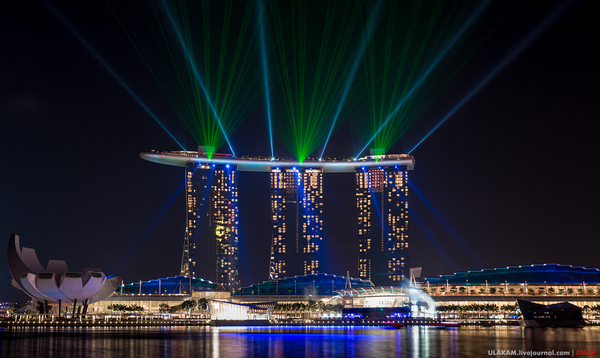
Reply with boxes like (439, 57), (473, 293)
(140, 150), (415, 173)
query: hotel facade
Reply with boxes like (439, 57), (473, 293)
(356, 162), (410, 286)
(141, 150), (415, 288)
(181, 163), (240, 290)
(269, 167), (323, 279)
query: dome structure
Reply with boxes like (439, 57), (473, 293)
(7, 234), (121, 305)
(424, 264), (600, 285)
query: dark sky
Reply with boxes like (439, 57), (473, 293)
(1, 0), (599, 302)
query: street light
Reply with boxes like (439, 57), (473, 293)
(485, 280), (488, 295)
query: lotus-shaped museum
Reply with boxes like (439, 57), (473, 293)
(7, 234), (121, 306)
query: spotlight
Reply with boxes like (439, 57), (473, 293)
(319, 158), (322, 162)
(212, 164), (216, 167)
(353, 158), (357, 161)
(292, 167), (296, 171)
(271, 157), (275, 161)
(226, 164), (230, 168)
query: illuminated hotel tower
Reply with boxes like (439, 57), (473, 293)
(181, 163), (239, 290)
(356, 165), (409, 286)
(269, 168), (323, 279)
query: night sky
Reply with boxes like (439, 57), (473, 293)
(2, 0), (598, 302)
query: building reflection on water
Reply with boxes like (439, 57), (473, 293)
(1, 326), (599, 358)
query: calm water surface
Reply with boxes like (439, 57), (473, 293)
(1, 326), (598, 357)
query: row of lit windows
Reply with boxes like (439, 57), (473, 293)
(303, 260), (319, 275)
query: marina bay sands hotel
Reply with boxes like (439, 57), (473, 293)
(140, 148), (415, 290)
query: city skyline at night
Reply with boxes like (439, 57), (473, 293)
(143, 150), (415, 286)
(2, 0), (598, 304)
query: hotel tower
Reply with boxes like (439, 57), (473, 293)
(269, 167), (323, 280)
(140, 149), (414, 288)
(356, 162), (409, 286)
(181, 163), (240, 290)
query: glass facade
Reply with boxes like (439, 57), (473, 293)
(356, 167), (409, 286)
(117, 275), (217, 295)
(208, 300), (272, 321)
(234, 273), (374, 296)
(269, 168), (323, 279)
(181, 164), (239, 290)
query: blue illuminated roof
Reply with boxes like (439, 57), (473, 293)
(425, 264), (600, 284)
(234, 273), (373, 296)
(116, 275), (217, 295)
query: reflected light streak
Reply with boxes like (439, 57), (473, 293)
(365, 172), (388, 240)
(409, 205), (457, 271)
(354, 0), (491, 159)
(115, 174), (189, 272)
(407, 0), (572, 154)
(44, 0), (186, 151)
(160, 0), (235, 155)
(323, 186), (354, 228)
(257, 0), (275, 160)
(407, 178), (483, 268)
(319, 0), (384, 160)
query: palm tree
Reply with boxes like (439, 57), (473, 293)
(587, 288), (596, 295)
(197, 298), (209, 311)
(538, 287), (546, 295)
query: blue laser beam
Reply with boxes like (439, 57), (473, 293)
(43, 0), (186, 151)
(160, 0), (235, 156)
(354, 0), (491, 159)
(323, 186), (354, 228)
(379, 169), (457, 270)
(406, 177), (483, 268)
(407, 1), (572, 154)
(257, 0), (275, 160)
(364, 170), (392, 254)
(408, 205), (457, 271)
(319, 0), (384, 160)
(115, 177), (187, 273)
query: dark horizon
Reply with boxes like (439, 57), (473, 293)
(2, 0), (599, 302)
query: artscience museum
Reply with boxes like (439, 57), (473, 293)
(7, 234), (121, 315)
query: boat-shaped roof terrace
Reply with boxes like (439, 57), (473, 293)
(140, 151), (415, 173)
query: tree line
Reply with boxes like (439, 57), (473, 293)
(273, 301), (343, 313)
(436, 303), (518, 313)
(107, 304), (144, 312)
(159, 298), (209, 314)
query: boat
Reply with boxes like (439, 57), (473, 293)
(516, 299), (585, 327)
